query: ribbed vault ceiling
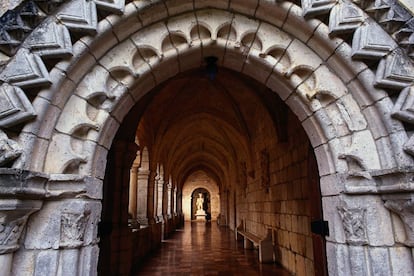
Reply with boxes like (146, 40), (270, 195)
(136, 69), (282, 190)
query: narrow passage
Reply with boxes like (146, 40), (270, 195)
(134, 222), (291, 275)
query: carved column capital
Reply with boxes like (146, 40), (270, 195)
(0, 199), (42, 254)
(383, 194), (414, 247)
(59, 209), (91, 248)
(337, 202), (368, 245)
(0, 169), (48, 255)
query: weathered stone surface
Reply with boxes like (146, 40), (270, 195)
(302, 0), (337, 17)
(24, 200), (101, 250)
(56, 0), (97, 34)
(25, 21), (73, 58)
(0, 2), (412, 276)
(352, 23), (397, 59)
(329, 2), (365, 35)
(384, 195), (414, 246)
(0, 83), (36, 128)
(0, 49), (49, 88)
(375, 49), (414, 89)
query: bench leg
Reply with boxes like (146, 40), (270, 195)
(259, 241), (273, 263)
(244, 238), (254, 249)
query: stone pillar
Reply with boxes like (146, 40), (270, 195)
(128, 165), (138, 219)
(323, 169), (414, 276)
(156, 172), (164, 222)
(173, 186), (177, 215)
(147, 170), (157, 225)
(136, 168), (149, 226)
(167, 183), (172, 218)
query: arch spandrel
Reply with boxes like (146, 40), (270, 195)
(0, 1), (414, 275)
(35, 7), (392, 179)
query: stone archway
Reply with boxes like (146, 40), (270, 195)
(0, 1), (413, 275)
(182, 170), (220, 221)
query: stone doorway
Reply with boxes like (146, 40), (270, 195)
(96, 67), (329, 275)
(1, 2), (413, 276)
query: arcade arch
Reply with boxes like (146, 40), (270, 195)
(0, 1), (413, 276)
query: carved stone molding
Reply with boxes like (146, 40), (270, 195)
(0, 83), (36, 128)
(0, 168), (47, 255)
(59, 209), (91, 248)
(383, 195), (414, 247)
(0, 199), (42, 254)
(337, 203), (368, 245)
(343, 168), (414, 195)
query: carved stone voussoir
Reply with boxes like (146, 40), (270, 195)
(94, 0), (125, 14)
(392, 86), (414, 124)
(352, 23), (397, 59)
(0, 83), (36, 128)
(0, 49), (50, 88)
(56, 0), (97, 34)
(25, 20), (73, 59)
(329, 2), (365, 35)
(302, 0), (337, 17)
(375, 49), (414, 89)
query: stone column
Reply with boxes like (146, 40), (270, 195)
(137, 167), (150, 226)
(147, 170), (157, 225)
(323, 169), (414, 276)
(167, 183), (172, 218)
(156, 173), (164, 222)
(173, 186), (177, 215)
(128, 165), (138, 219)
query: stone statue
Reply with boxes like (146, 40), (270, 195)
(196, 193), (204, 211)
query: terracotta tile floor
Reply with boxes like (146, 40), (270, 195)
(134, 222), (292, 275)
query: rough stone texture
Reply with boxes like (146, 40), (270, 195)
(0, 1), (413, 275)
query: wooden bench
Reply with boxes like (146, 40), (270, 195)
(236, 221), (273, 263)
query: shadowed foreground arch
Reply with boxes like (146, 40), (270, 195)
(0, 1), (413, 275)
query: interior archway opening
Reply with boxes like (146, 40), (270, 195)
(98, 67), (326, 275)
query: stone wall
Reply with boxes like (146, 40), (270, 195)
(237, 109), (317, 275)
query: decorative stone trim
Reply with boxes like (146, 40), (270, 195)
(337, 202), (368, 245)
(0, 83), (36, 128)
(344, 168), (414, 194)
(0, 199), (42, 254)
(383, 195), (414, 247)
(59, 209), (91, 248)
(0, 0), (411, 171)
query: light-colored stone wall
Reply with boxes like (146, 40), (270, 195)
(182, 171), (220, 221)
(237, 107), (315, 275)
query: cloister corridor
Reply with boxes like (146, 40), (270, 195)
(135, 222), (291, 275)
(98, 68), (326, 275)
